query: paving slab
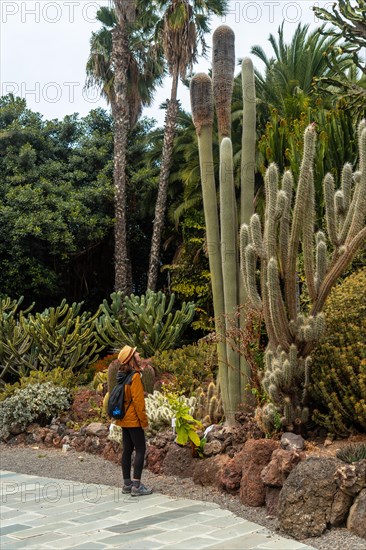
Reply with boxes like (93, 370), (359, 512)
(0, 470), (316, 550)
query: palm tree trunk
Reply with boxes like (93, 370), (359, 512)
(147, 71), (179, 291)
(112, 2), (134, 294)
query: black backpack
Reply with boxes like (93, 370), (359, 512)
(107, 370), (136, 420)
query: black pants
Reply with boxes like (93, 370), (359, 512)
(121, 427), (146, 480)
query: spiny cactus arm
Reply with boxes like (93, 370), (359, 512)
(346, 130), (366, 242)
(239, 223), (252, 301)
(335, 163), (353, 235)
(311, 225), (366, 319)
(249, 214), (265, 258)
(241, 57), (256, 227)
(315, 232), (328, 292)
(261, 265), (278, 348)
(244, 244), (262, 310)
(286, 124), (317, 320)
(212, 25), (235, 142)
(263, 164), (279, 259)
(190, 72), (229, 410)
(279, 171), (293, 275)
(324, 172), (339, 247)
(302, 169), (317, 302)
(267, 257), (292, 350)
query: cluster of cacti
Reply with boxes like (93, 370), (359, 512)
(194, 380), (224, 425)
(0, 382), (71, 440)
(23, 299), (100, 376)
(0, 298), (100, 383)
(310, 268), (366, 435)
(95, 290), (195, 357)
(336, 443), (366, 464)
(240, 120), (366, 432)
(190, 25), (256, 423)
(144, 391), (196, 436)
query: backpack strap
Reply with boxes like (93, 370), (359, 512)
(123, 371), (137, 414)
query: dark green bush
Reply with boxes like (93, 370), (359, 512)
(151, 342), (217, 394)
(310, 267), (366, 435)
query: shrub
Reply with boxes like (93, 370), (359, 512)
(310, 268), (366, 435)
(0, 367), (83, 402)
(151, 342), (217, 394)
(0, 382), (71, 440)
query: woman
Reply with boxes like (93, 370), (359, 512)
(109, 345), (152, 496)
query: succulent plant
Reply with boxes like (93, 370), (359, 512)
(336, 443), (366, 463)
(95, 290), (195, 357)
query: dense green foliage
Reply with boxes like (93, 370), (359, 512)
(310, 268), (366, 435)
(0, 96), (169, 308)
(0, 96), (114, 308)
(151, 341), (217, 393)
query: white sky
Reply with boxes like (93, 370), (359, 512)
(1, 1), (335, 126)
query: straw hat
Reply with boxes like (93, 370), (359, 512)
(118, 345), (137, 364)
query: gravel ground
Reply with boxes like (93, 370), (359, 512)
(1, 443), (365, 550)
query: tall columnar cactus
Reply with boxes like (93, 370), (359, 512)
(212, 25), (235, 141)
(240, 120), (366, 432)
(190, 26), (256, 423)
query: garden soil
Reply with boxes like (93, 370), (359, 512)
(1, 443), (365, 550)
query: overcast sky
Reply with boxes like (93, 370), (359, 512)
(1, 1), (334, 126)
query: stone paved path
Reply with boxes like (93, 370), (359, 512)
(0, 470), (316, 549)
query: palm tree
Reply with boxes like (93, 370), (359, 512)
(251, 23), (351, 120)
(87, 3), (164, 293)
(147, 0), (228, 291)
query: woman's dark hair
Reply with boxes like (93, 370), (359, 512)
(119, 354), (139, 373)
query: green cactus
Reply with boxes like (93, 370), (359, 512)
(141, 363), (155, 394)
(95, 290), (195, 357)
(0, 297), (34, 383)
(240, 120), (366, 432)
(212, 25), (235, 142)
(22, 299), (100, 375)
(107, 359), (120, 396)
(193, 380), (223, 425)
(190, 26), (256, 424)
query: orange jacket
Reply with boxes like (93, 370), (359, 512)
(115, 372), (148, 429)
